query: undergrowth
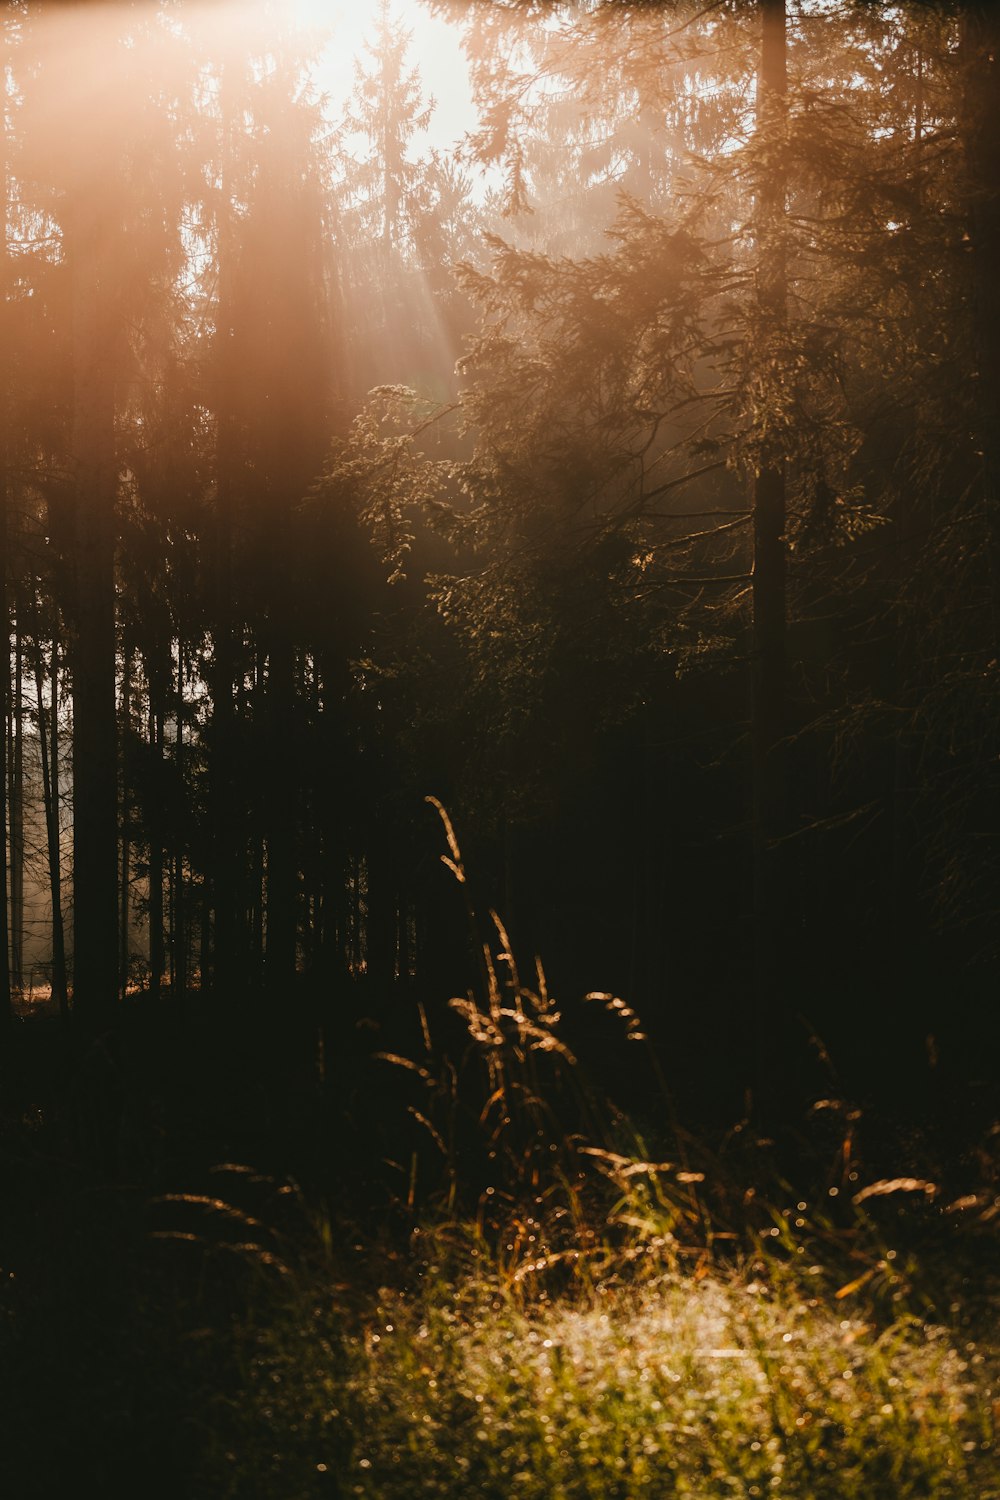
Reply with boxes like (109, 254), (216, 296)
(203, 806), (999, 1498)
(339, 1267), (993, 1499)
(2, 806), (997, 1497)
(205, 1207), (998, 1500)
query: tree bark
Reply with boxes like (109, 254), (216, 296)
(751, 0), (789, 1086)
(148, 694), (165, 1000)
(172, 644), (186, 1008)
(264, 633), (297, 996)
(364, 810), (397, 998)
(35, 633), (68, 1020)
(960, 4), (1000, 643)
(68, 189), (119, 1034)
(9, 609), (23, 993)
(119, 641), (132, 1001)
(209, 57), (244, 1002)
(0, 17), (13, 1036)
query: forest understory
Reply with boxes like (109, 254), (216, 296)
(1, 951), (998, 1499)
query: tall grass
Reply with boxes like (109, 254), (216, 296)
(209, 805), (998, 1499)
(6, 806), (992, 1498)
(206, 1190), (997, 1499)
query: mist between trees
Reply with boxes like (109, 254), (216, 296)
(0, 0), (999, 1124)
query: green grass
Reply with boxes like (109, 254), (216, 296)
(356, 1281), (987, 1498)
(1, 1087), (997, 1499)
(221, 1224), (995, 1500)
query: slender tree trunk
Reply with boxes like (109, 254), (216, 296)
(0, 567), (8, 1032)
(210, 59), (242, 1002)
(365, 807), (397, 999)
(68, 189), (119, 1033)
(8, 610), (22, 993)
(211, 470), (238, 996)
(355, 856), (366, 978)
(0, 29), (12, 1036)
(304, 656), (322, 975)
(886, 24), (933, 956)
(960, 4), (1000, 643)
(199, 875), (210, 993)
(264, 633), (297, 995)
(316, 657), (347, 993)
(751, 0), (789, 1087)
(119, 641), (132, 1001)
(243, 648), (263, 993)
(167, 835), (176, 995)
(173, 645), (186, 1008)
(148, 694), (164, 1000)
(35, 633), (68, 1020)
(250, 821), (264, 988)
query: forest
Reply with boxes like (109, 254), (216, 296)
(1, 0), (998, 1495)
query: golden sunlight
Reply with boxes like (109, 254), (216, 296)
(5, 3), (1000, 1493)
(206, 0), (475, 147)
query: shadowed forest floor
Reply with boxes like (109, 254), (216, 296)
(1, 998), (997, 1500)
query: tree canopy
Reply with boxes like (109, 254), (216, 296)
(0, 0), (996, 1119)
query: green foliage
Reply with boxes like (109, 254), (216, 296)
(319, 386), (456, 584)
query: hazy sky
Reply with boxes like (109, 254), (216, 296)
(304, 0), (478, 151)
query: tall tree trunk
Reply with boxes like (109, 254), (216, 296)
(251, 824), (264, 987)
(210, 59), (242, 1001)
(960, 4), (1000, 642)
(301, 657), (321, 977)
(314, 658), (350, 1086)
(199, 869), (211, 994)
(8, 609), (22, 993)
(264, 633), (297, 996)
(68, 191), (119, 1034)
(35, 633), (68, 1020)
(148, 693), (164, 1000)
(210, 450), (238, 997)
(172, 644), (186, 1009)
(0, 22), (12, 1036)
(167, 833), (176, 996)
(364, 811), (397, 999)
(119, 641), (132, 1001)
(751, 0), (789, 1087)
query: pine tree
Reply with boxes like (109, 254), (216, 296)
(336, 0), (442, 394)
(339, 0), (433, 264)
(749, 0), (789, 1074)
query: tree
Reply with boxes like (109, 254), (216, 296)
(749, 0), (789, 1071)
(959, 3), (1000, 637)
(0, 9), (13, 1034)
(334, 0), (969, 1092)
(337, 0), (461, 399)
(204, 29), (335, 1001)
